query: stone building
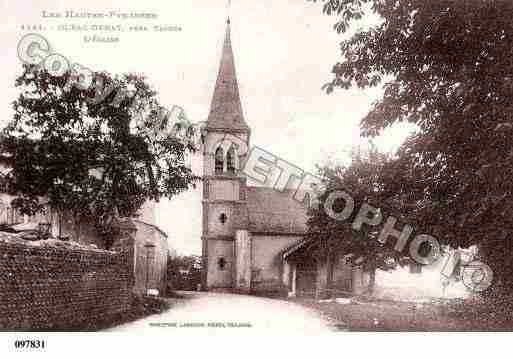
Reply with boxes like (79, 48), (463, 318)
(201, 19), (369, 297)
(113, 216), (169, 296)
(0, 188), (169, 296)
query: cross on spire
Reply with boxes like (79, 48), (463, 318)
(227, 0), (231, 23)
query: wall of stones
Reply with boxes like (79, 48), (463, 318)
(0, 242), (133, 330)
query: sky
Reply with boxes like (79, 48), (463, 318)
(0, 0), (415, 255)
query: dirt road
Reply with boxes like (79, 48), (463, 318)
(109, 291), (332, 333)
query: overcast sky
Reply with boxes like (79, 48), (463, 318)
(0, 0), (414, 255)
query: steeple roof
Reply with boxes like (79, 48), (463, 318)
(206, 19), (249, 133)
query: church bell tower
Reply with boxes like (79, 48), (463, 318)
(201, 18), (251, 291)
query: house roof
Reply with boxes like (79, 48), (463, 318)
(282, 238), (314, 260)
(206, 19), (250, 133)
(245, 186), (308, 234)
(133, 219), (168, 238)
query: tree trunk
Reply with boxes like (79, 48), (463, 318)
(58, 210), (62, 238)
(368, 267), (376, 295)
(74, 215), (81, 242)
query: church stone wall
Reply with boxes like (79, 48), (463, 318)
(206, 203), (245, 237)
(207, 239), (234, 288)
(234, 230), (251, 292)
(209, 180), (240, 201)
(250, 235), (302, 294)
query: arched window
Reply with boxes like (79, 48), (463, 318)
(226, 146), (236, 174)
(215, 147), (224, 174)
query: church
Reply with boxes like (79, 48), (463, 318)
(200, 18), (370, 298)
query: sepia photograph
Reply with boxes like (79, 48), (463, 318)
(0, 0), (512, 356)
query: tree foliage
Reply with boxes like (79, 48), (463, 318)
(306, 145), (406, 293)
(0, 64), (198, 246)
(167, 255), (202, 291)
(316, 0), (513, 289)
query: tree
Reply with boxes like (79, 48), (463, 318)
(315, 0), (513, 291)
(0, 64), (198, 248)
(306, 144), (404, 294)
(167, 255), (202, 291)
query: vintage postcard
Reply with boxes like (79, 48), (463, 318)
(0, 0), (512, 356)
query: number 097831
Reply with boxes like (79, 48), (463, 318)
(14, 340), (45, 349)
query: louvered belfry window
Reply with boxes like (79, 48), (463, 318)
(226, 146), (236, 174)
(215, 147), (224, 174)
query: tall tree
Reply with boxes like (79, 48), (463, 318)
(315, 0), (513, 289)
(306, 145), (404, 294)
(0, 64), (198, 247)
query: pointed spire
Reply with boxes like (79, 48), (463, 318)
(227, 0), (231, 25)
(206, 19), (249, 133)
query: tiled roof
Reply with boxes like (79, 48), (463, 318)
(245, 186), (308, 234)
(282, 239), (314, 259)
(206, 20), (249, 132)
